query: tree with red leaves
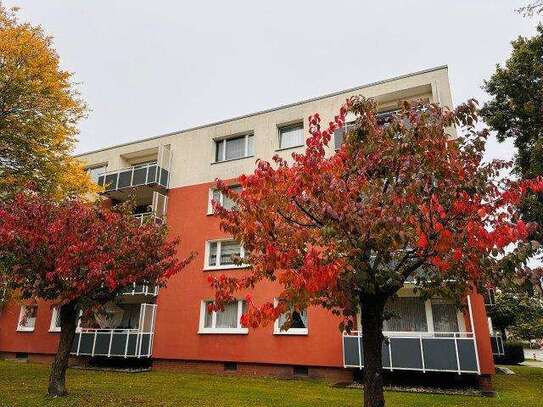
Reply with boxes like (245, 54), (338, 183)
(209, 97), (543, 407)
(0, 193), (192, 397)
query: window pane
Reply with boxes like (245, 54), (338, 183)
(247, 135), (254, 156)
(20, 305), (37, 328)
(208, 242), (218, 266)
(220, 241), (241, 265)
(334, 128), (344, 150)
(211, 189), (221, 204)
(87, 166), (106, 183)
(223, 186), (241, 210)
(224, 137), (246, 161)
(204, 301), (213, 328)
(215, 140), (224, 162)
(54, 307), (61, 329)
(278, 309), (307, 330)
(279, 124), (304, 149)
(432, 301), (459, 332)
(384, 297), (427, 332)
(215, 302), (238, 328)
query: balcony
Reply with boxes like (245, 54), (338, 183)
(121, 282), (159, 297)
(343, 331), (480, 374)
(490, 333), (505, 356)
(97, 162), (169, 200)
(133, 212), (164, 226)
(71, 303), (156, 358)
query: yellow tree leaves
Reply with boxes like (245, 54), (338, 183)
(0, 5), (97, 201)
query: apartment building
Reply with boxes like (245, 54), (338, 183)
(0, 66), (498, 389)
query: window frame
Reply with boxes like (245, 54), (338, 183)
(204, 239), (247, 270)
(198, 299), (248, 334)
(277, 122), (305, 151)
(49, 307), (61, 333)
(213, 133), (254, 163)
(207, 185), (242, 215)
(16, 305), (37, 332)
(273, 299), (308, 336)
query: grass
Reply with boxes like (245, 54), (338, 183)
(0, 360), (542, 407)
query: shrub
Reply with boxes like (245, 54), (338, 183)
(495, 341), (525, 365)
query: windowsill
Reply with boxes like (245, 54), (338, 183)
(211, 155), (255, 165)
(16, 327), (35, 332)
(273, 329), (308, 336)
(49, 328), (61, 333)
(198, 328), (249, 335)
(203, 265), (251, 271)
(275, 145), (304, 152)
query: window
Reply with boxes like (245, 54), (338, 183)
(215, 134), (254, 162)
(274, 303), (308, 335)
(199, 300), (248, 334)
(278, 123), (304, 150)
(86, 165), (107, 183)
(205, 240), (246, 269)
(208, 185), (242, 214)
(49, 307), (61, 332)
(17, 305), (37, 332)
(383, 297), (428, 332)
(334, 122), (355, 150)
(431, 300), (459, 333)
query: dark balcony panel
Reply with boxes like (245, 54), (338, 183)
(78, 333), (94, 355)
(160, 168), (169, 188)
(93, 333), (111, 355)
(132, 167), (147, 186)
(458, 339), (478, 372)
(126, 333), (138, 356)
(343, 336), (360, 366)
(422, 338), (457, 371)
(390, 337), (423, 370)
(110, 333), (129, 356)
(147, 165), (157, 184)
(104, 174), (118, 191)
(117, 170), (132, 189)
(140, 334), (151, 355)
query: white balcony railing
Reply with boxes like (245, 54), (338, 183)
(133, 212), (164, 226)
(343, 330), (480, 374)
(122, 282), (159, 296)
(72, 328), (154, 358)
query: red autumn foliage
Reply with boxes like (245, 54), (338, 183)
(0, 193), (192, 308)
(207, 96), (543, 406)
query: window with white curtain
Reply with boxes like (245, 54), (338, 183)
(215, 134), (254, 162)
(274, 307), (308, 335)
(205, 239), (246, 269)
(383, 297), (428, 332)
(17, 305), (37, 332)
(49, 307), (61, 332)
(431, 300), (459, 333)
(208, 185), (242, 214)
(199, 300), (248, 334)
(278, 123), (304, 149)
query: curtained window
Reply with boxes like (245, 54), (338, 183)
(279, 123), (304, 149)
(431, 301), (459, 333)
(201, 300), (247, 333)
(215, 134), (254, 162)
(383, 297), (427, 332)
(206, 240), (246, 269)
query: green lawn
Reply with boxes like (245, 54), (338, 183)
(0, 360), (541, 407)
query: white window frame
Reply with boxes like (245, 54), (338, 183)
(273, 299), (308, 336)
(277, 122), (304, 150)
(204, 239), (247, 270)
(49, 307), (61, 333)
(16, 305), (37, 332)
(207, 185), (241, 215)
(198, 300), (248, 334)
(214, 133), (254, 163)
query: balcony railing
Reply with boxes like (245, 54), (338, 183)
(133, 212), (164, 226)
(343, 331), (480, 374)
(490, 333), (505, 356)
(71, 328), (154, 358)
(121, 282), (159, 296)
(97, 163), (169, 193)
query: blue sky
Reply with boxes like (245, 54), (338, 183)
(5, 1), (541, 160)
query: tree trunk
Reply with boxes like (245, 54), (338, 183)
(48, 301), (77, 397)
(360, 298), (386, 407)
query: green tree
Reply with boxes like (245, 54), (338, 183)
(0, 5), (97, 201)
(481, 25), (543, 244)
(489, 291), (543, 341)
